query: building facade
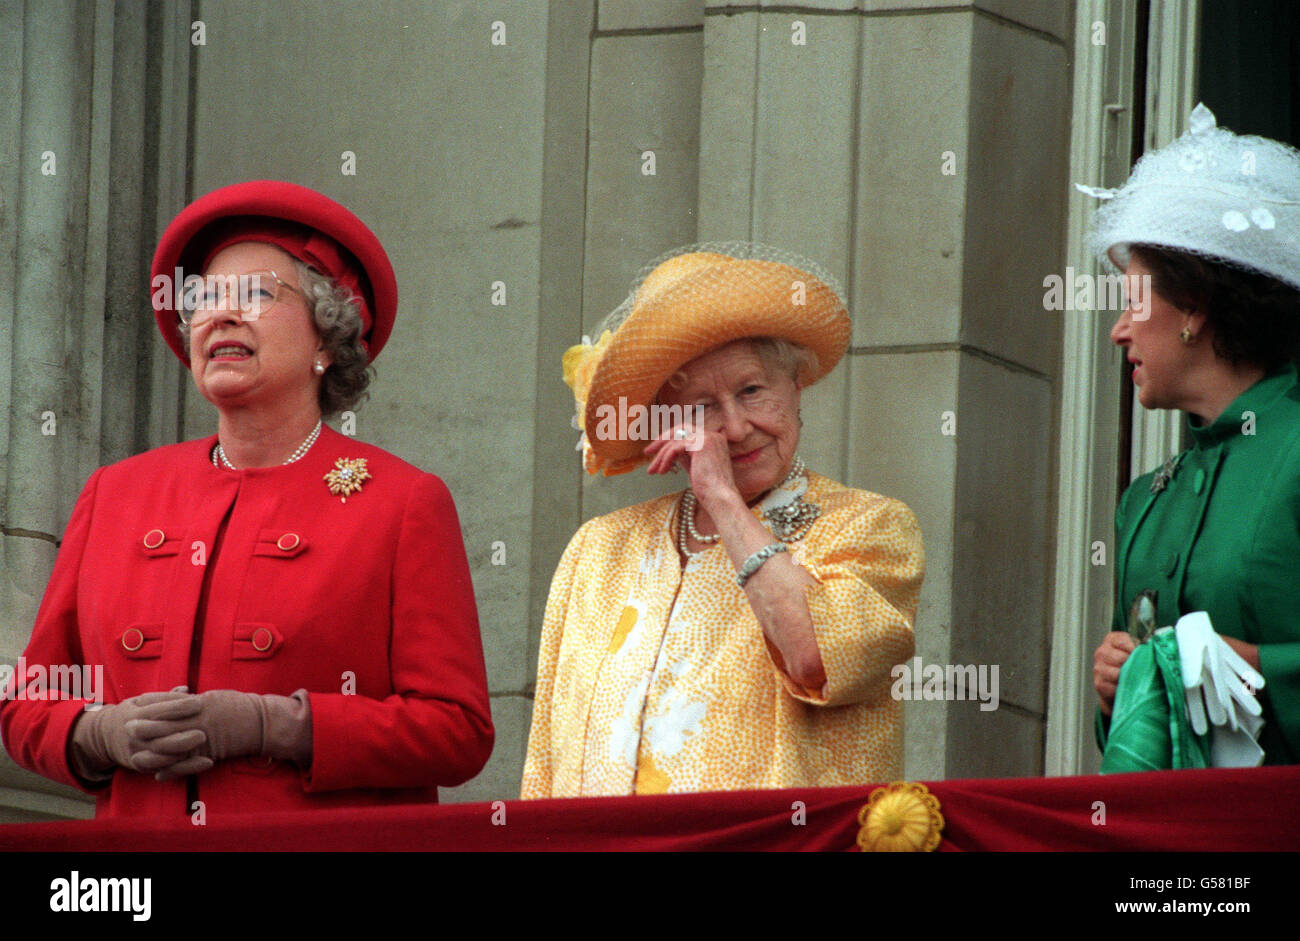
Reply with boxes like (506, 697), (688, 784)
(4, 0), (1283, 820)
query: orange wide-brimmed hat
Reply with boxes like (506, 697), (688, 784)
(564, 244), (851, 475)
(150, 180), (397, 363)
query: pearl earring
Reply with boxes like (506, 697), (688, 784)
(314, 360), (325, 374)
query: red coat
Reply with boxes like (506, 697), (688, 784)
(0, 426), (493, 819)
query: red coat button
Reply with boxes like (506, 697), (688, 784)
(122, 628), (145, 651)
(251, 628), (274, 651)
(276, 533), (300, 551)
(142, 529), (165, 549)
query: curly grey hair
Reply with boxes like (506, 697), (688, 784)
(294, 262), (373, 417)
(177, 262), (373, 417)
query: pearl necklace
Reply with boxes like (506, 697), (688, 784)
(677, 456), (807, 560)
(212, 419), (322, 469)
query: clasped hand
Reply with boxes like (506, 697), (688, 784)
(71, 688), (285, 783)
(1094, 613), (1265, 732)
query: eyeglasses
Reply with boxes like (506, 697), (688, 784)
(176, 270), (311, 326)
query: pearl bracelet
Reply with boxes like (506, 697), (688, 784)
(735, 542), (789, 587)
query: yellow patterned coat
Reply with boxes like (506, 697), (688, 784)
(522, 472), (924, 797)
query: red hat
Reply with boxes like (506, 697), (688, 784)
(150, 180), (397, 363)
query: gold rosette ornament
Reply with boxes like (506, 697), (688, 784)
(856, 781), (944, 852)
(324, 457), (371, 503)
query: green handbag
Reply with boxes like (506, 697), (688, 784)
(1099, 628), (1212, 773)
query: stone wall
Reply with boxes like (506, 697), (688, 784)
(0, 0), (1074, 820)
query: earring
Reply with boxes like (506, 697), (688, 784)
(1179, 327), (1195, 345)
(314, 360), (325, 374)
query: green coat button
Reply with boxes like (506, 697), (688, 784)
(1194, 469), (1206, 494)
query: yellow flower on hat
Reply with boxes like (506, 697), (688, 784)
(562, 330), (622, 474)
(855, 781), (944, 852)
(562, 329), (613, 405)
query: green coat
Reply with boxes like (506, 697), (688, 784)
(1108, 363), (1300, 765)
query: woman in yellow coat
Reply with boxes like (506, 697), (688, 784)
(522, 245), (924, 797)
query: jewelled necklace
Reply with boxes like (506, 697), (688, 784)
(677, 456), (814, 559)
(211, 420), (322, 470)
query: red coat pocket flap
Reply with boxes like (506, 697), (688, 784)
(253, 529), (307, 558)
(119, 622), (164, 659)
(139, 528), (182, 558)
(233, 623), (283, 660)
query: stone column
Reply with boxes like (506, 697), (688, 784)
(696, 0), (1072, 780)
(0, 0), (195, 821)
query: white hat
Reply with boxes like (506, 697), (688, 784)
(1077, 103), (1300, 290)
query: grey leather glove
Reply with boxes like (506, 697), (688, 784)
(151, 689), (313, 782)
(68, 689), (215, 784)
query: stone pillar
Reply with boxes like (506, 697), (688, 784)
(0, 0), (194, 821)
(178, 0), (554, 803)
(572, 1), (707, 522)
(695, 0), (1072, 780)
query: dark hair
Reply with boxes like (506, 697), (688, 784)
(1130, 244), (1300, 371)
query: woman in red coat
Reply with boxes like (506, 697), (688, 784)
(0, 181), (493, 819)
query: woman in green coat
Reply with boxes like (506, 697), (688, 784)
(1087, 104), (1300, 765)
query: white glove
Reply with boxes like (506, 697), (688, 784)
(1210, 709), (1265, 768)
(1174, 611), (1265, 736)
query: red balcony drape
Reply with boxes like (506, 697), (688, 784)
(2, 765), (1296, 851)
